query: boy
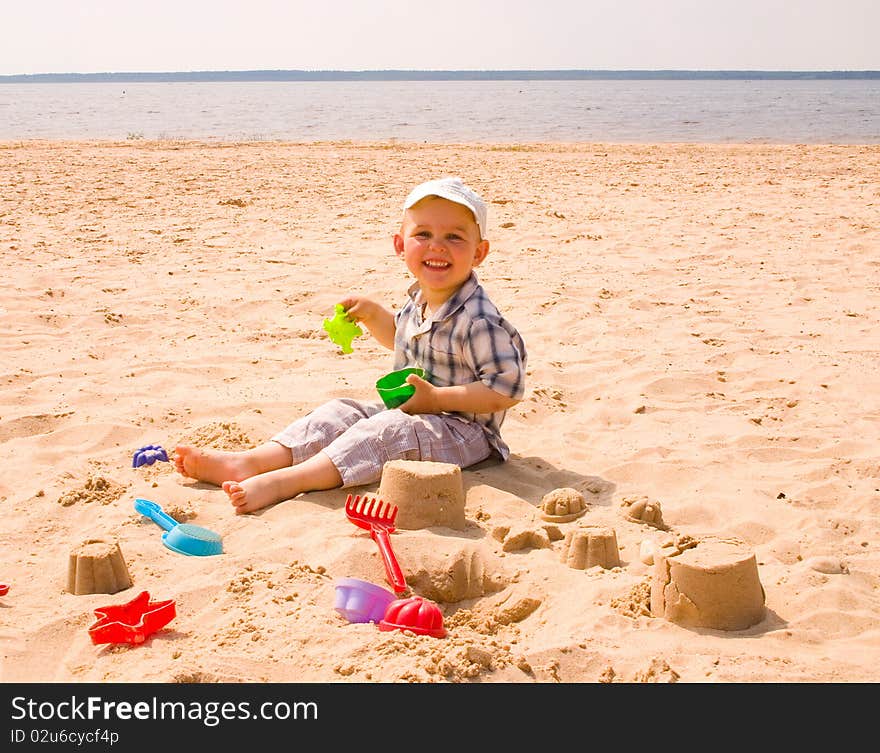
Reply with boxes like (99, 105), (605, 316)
(174, 177), (527, 514)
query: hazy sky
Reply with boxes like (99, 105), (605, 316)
(3, 0), (878, 75)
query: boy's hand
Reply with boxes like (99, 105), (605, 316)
(399, 373), (440, 415)
(338, 296), (378, 324)
(338, 296), (396, 350)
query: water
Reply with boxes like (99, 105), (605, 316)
(0, 79), (878, 143)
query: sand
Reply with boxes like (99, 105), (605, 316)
(0, 140), (878, 684)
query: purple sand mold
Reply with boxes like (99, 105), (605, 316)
(132, 444), (169, 468)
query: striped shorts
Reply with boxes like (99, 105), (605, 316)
(271, 397), (493, 488)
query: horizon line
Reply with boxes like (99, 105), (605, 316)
(2, 67), (879, 82)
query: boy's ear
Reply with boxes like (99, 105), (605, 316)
(393, 233), (405, 257)
(472, 239), (490, 267)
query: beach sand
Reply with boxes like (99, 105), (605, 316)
(0, 140), (878, 683)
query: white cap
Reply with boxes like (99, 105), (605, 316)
(403, 177), (488, 239)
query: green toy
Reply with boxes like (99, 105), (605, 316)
(323, 304), (363, 354)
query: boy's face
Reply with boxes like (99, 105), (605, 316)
(393, 196), (489, 306)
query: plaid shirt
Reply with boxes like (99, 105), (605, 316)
(392, 272), (527, 459)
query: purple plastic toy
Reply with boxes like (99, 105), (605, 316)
(334, 578), (396, 624)
(132, 444), (169, 468)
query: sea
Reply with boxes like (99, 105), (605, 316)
(1, 77), (878, 143)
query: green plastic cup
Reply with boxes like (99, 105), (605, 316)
(376, 367), (425, 409)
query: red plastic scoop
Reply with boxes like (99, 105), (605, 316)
(0, 584), (9, 597)
(345, 494), (407, 594)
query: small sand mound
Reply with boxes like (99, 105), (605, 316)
(179, 421), (254, 451)
(611, 579), (652, 618)
(58, 475), (127, 507)
(404, 540), (507, 603)
(633, 657), (681, 683)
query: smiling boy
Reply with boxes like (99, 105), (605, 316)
(174, 177), (527, 513)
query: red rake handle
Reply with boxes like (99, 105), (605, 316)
(371, 526), (407, 593)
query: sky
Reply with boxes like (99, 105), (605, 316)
(2, 0), (878, 76)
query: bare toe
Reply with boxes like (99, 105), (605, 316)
(174, 445), (193, 477)
(223, 481), (246, 505)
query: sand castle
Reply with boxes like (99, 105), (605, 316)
(560, 526), (621, 570)
(650, 535), (766, 631)
(67, 538), (132, 595)
(377, 460), (466, 530)
(539, 487), (588, 523)
(620, 495), (667, 530)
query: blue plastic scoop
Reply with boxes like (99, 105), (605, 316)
(134, 498), (223, 557)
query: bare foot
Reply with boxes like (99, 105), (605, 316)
(220, 454), (343, 515)
(174, 445), (259, 486)
(223, 477), (288, 514)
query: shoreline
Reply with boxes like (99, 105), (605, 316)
(5, 69), (880, 83)
(4, 138), (880, 146)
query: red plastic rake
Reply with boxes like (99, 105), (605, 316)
(344, 494), (407, 594)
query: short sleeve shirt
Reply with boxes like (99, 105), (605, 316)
(392, 272), (527, 459)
